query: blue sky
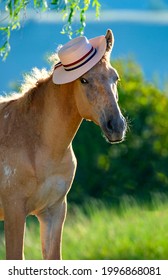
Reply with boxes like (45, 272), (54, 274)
(100, 0), (168, 10)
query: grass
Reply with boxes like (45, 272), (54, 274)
(0, 196), (168, 259)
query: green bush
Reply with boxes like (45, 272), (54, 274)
(70, 59), (168, 204)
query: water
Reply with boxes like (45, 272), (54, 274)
(0, 17), (168, 93)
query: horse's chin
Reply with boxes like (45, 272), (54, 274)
(109, 138), (123, 144)
(101, 129), (125, 144)
(103, 134), (124, 144)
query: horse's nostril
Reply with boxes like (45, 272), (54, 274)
(107, 120), (113, 131)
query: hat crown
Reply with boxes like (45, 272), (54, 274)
(53, 34), (107, 84)
(58, 36), (92, 65)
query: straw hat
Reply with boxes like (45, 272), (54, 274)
(53, 34), (106, 84)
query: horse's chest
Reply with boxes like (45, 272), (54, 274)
(29, 174), (70, 214)
(29, 153), (77, 213)
(40, 174), (68, 201)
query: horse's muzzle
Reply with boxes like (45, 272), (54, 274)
(101, 115), (127, 143)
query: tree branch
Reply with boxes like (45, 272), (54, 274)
(0, 0), (101, 60)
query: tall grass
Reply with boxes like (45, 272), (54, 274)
(0, 196), (168, 260)
(63, 196), (168, 260)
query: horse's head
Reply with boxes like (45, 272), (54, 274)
(74, 30), (127, 143)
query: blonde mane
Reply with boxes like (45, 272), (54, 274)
(0, 53), (59, 104)
(21, 67), (51, 94)
(0, 68), (51, 106)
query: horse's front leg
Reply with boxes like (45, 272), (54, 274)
(37, 199), (67, 260)
(3, 198), (26, 260)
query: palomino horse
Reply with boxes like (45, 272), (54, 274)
(0, 29), (126, 259)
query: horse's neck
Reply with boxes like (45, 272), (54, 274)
(39, 78), (82, 157)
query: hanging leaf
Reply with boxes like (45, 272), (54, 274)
(0, 0), (101, 60)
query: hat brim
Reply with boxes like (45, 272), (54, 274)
(52, 35), (107, 85)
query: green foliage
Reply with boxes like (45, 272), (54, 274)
(0, 0), (101, 59)
(70, 59), (168, 204)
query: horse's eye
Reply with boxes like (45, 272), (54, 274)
(80, 78), (88, 84)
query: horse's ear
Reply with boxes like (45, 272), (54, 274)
(105, 29), (114, 52)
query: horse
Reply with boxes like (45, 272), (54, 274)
(0, 29), (126, 259)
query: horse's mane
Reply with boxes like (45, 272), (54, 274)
(0, 68), (51, 106)
(20, 67), (51, 94)
(0, 53), (59, 105)
(22, 52), (59, 94)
